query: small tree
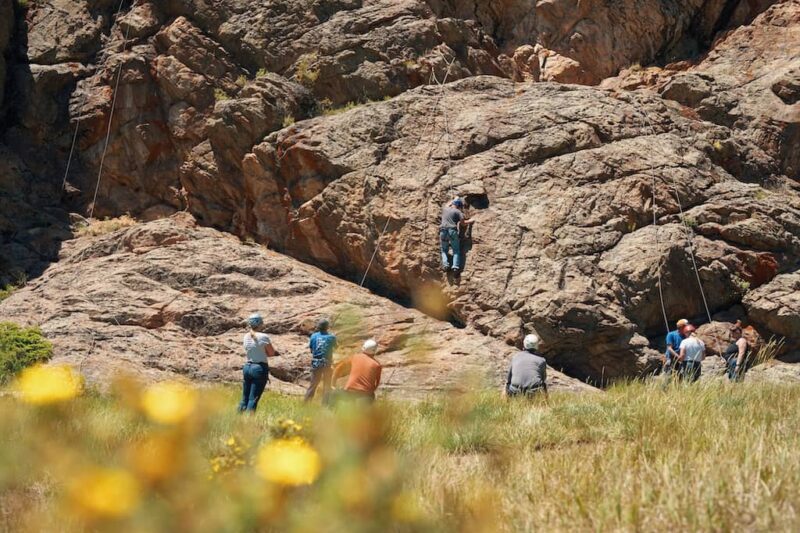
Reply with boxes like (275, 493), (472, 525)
(0, 322), (53, 383)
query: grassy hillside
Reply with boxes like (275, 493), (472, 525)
(1, 375), (798, 531)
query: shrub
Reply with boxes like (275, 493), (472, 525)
(74, 215), (137, 237)
(282, 116), (296, 128)
(214, 88), (231, 101)
(731, 274), (751, 293)
(0, 322), (53, 383)
(256, 68), (269, 79)
(295, 53), (320, 87)
(235, 75), (247, 88)
(322, 101), (359, 116)
(0, 273), (27, 302)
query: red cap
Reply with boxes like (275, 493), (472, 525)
(684, 325), (696, 334)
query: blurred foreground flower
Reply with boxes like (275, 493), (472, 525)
(141, 381), (197, 424)
(256, 438), (321, 486)
(129, 433), (183, 484)
(67, 467), (141, 519)
(15, 364), (82, 405)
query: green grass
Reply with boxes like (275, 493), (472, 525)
(1, 381), (799, 530)
(0, 323), (52, 383)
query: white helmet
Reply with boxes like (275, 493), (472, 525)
(523, 334), (540, 351)
(362, 339), (378, 355)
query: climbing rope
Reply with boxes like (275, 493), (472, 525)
(88, 0), (139, 219)
(61, 0), (130, 193)
(358, 53), (458, 288)
(638, 104), (726, 358)
(652, 175), (671, 337)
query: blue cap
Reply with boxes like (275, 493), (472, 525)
(452, 198), (465, 208)
(247, 313), (263, 328)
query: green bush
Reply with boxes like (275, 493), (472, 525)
(0, 322), (53, 383)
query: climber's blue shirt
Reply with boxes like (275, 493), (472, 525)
(309, 331), (337, 368)
(665, 330), (683, 361)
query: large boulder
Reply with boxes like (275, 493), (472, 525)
(184, 76), (800, 383)
(743, 272), (800, 340)
(0, 214), (593, 396)
(425, 0), (777, 85)
(657, 1), (800, 180)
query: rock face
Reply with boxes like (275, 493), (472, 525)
(0, 214), (592, 396)
(210, 76), (800, 382)
(0, 0), (12, 108)
(1, 0), (798, 387)
(744, 272), (800, 340)
(608, 1), (800, 181)
(425, 0), (777, 84)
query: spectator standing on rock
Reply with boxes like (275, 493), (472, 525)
(440, 197), (473, 277)
(505, 334), (548, 398)
(332, 339), (383, 403)
(239, 313), (278, 413)
(678, 325), (705, 382)
(304, 318), (337, 404)
(723, 321), (751, 382)
(663, 319), (689, 382)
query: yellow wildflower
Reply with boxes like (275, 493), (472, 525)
(140, 381), (197, 424)
(68, 468), (141, 519)
(129, 433), (182, 483)
(16, 364), (82, 405)
(255, 438), (322, 486)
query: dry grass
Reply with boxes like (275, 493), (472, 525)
(74, 215), (137, 237)
(0, 379), (798, 531)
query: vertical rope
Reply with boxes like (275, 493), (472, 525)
(61, 0), (129, 192)
(88, 0), (138, 219)
(358, 53), (458, 288)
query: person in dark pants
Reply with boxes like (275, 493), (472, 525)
(304, 318), (337, 404)
(439, 198), (473, 274)
(678, 325), (705, 383)
(239, 313), (278, 413)
(663, 319), (689, 385)
(505, 334), (548, 398)
(723, 321), (751, 382)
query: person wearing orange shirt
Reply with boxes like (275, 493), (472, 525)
(332, 339), (382, 403)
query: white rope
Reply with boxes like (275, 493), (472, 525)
(638, 105), (725, 359)
(62, 0), (129, 192)
(652, 175), (671, 336)
(358, 53), (458, 288)
(88, 0), (138, 219)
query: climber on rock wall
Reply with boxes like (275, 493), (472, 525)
(439, 197), (473, 277)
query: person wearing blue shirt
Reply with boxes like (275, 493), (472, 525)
(664, 318), (689, 382)
(304, 318), (337, 403)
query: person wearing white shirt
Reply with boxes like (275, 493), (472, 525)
(239, 313), (279, 412)
(678, 325), (706, 382)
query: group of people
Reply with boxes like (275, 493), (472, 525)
(663, 318), (752, 383)
(238, 315), (383, 412)
(238, 313), (551, 411)
(237, 299), (754, 413)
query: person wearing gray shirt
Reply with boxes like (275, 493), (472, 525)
(440, 197), (473, 273)
(505, 334), (548, 397)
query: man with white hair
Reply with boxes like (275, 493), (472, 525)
(505, 333), (548, 397)
(332, 339), (382, 403)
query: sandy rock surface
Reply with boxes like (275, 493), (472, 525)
(0, 214), (593, 396)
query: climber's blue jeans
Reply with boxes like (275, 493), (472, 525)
(440, 228), (460, 270)
(239, 363), (268, 412)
